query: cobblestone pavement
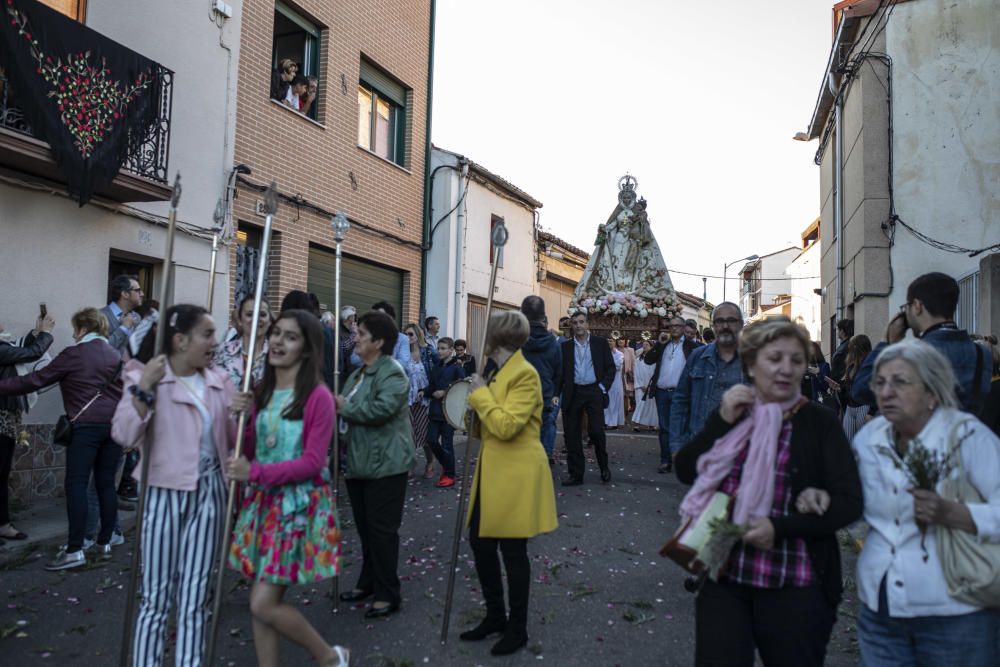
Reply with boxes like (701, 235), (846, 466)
(0, 428), (859, 665)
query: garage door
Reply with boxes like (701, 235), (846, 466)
(308, 247), (404, 324)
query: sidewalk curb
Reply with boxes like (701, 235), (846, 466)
(0, 496), (138, 569)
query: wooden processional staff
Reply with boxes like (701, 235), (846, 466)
(119, 173), (182, 667)
(440, 219), (508, 644)
(203, 181), (279, 665)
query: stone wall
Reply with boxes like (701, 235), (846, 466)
(9, 423), (63, 510)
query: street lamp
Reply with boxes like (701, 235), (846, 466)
(723, 254), (759, 302)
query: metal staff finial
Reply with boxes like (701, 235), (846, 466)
(264, 180), (279, 216)
(170, 172), (183, 207)
(441, 219), (507, 644)
(119, 172), (183, 667)
(206, 197), (226, 311)
(332, 210), (350, 242)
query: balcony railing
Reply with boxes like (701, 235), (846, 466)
(0, 65), (172, 192)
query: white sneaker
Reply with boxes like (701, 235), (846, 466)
(109, 531), (124, 547)
(62, 538), (95, 552)
(325, 646), (350, 667)
(46, 548), (86, 571)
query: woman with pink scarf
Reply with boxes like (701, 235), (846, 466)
(674, 317), (861, 667)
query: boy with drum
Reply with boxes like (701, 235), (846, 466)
(427, 337), (466, 487)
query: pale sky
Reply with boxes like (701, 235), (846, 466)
(432, 0), (835, 305)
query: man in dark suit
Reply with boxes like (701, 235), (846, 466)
(556, 312), (615, 485)
(643, 316), (700, 474)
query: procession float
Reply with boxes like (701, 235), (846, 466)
(568, 175), (680, 341)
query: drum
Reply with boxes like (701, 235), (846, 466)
(443, 378), (473, 430)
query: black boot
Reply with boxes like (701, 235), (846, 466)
(492, 538), (530, 656)
(490, 628), (528, 656)
(460, 615), (507, 641)
(467, 501), (509, 642)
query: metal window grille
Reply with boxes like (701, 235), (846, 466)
(956, 272), (978, 333)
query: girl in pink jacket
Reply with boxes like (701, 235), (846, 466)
(225, 309), (347, 666)
(112, 304), (238, 667)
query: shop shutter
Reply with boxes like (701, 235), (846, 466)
(308, 247), (403, 324)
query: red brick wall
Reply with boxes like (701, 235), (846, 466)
(229, 0), (430, 323)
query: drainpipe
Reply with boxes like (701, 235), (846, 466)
(418, 0), (437, 322)
(452, 161), (469, 337)
(829, 70), (845, 323)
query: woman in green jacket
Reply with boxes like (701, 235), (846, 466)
(336, 310), (415, 619)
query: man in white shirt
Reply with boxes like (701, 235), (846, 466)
(643, 317), (698, 473)
(556, 313), (616, 485)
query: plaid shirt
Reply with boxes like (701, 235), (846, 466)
(719, 420), (815, 588)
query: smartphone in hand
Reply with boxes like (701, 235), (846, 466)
(39, 303), (47, 319)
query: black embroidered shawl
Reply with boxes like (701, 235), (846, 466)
(0, 0), (166, 205)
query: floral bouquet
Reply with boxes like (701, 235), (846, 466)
(877, 435), (959, 561)
(699, 516), (748, 580)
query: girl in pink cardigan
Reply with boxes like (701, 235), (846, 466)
(112, 304), (238, 667)
(225, 310), (347, 667)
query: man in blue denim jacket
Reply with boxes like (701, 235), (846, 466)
(668, 302), (746, 453)
(852, 272), (992, 414)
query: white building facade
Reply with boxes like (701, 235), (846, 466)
(425, 147), (541, 358)
(738, 247), (800, 321)
(786, 220), (823, 346)
(804, 0), (1000, 344)
(0, 0), (241, 506)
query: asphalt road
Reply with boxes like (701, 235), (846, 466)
(0, 428), (860, 666)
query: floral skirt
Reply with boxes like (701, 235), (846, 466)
(228, 481), (341, 585)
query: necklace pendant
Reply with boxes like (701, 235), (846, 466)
(266, 434), (278, 448)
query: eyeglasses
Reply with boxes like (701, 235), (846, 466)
(127, 288), (143, 294)
(713, 318), (742, 327)
(898, 302), (911, 313)
(405, 331), (416, 337)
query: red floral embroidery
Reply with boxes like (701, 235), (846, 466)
(6, 2), (153, 159)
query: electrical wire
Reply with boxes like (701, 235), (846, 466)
(0, 172), (215, 241)
(429, 169), (470, 239)
(235, 174), (422, 250)
(668, 268), (820, 281)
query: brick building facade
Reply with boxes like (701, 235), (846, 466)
(230, 0), (432, 322)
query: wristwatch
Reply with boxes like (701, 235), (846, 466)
(129, 384), (155, 406)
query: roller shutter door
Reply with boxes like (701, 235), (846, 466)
(308, 247), (403, 324)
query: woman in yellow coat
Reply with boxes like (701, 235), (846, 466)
(462, 310), (558, 656)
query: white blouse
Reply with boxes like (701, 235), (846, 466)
(853, 408), (1000, 617)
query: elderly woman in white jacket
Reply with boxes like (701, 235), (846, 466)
(846, 339), (1000, 666)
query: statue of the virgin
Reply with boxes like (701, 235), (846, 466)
(576, 175), (675, 301)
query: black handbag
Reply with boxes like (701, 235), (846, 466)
(52, 361), (122, 447)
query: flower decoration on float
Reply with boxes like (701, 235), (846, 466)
(566, 289), (680, 320)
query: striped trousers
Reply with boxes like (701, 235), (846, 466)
(842, 405), (869, 443)
(133, 471), (225, 667)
